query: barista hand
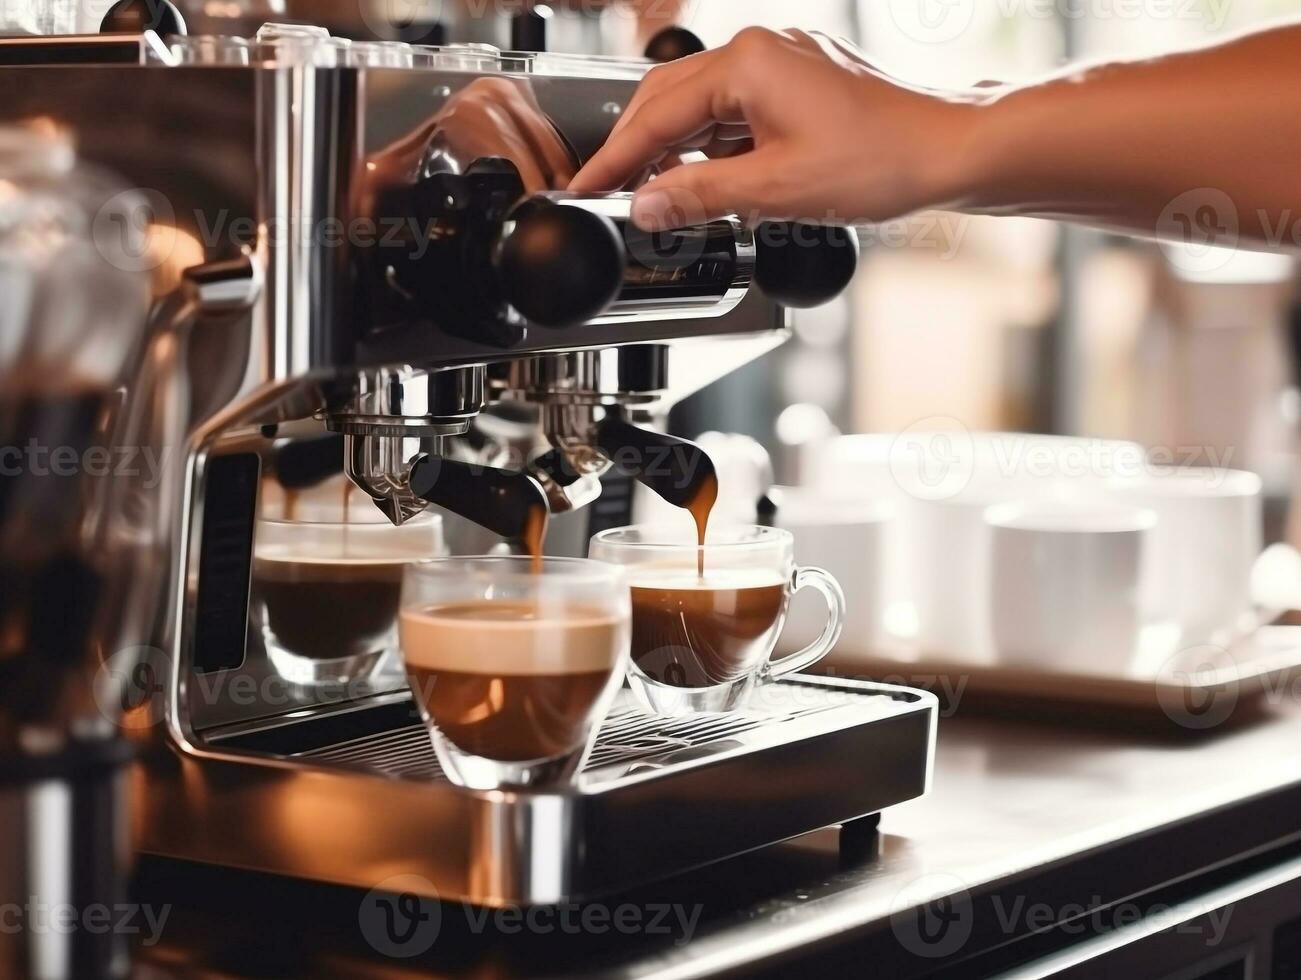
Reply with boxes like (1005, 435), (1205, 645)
(571, 24), (1301, 251)
(571, 28), (962, 228)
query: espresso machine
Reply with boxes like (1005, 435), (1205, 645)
(0, 7), (935, 951)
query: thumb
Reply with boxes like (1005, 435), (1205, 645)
(630, 153), (778, 230)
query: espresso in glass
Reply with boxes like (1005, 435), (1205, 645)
(627, 567), (787, 688)
(399, 558), (630, 790)
(590, 525), (846, 715)
(253, 510), (444, 686)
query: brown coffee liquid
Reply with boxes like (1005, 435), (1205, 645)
(400, 600), (622, 762)
(628, 570), (785, 688)
(256, 558), (404, 661)
(686, 472), (719, 578)
(407, 664), (611, 761)
(521, 501), (549, 575)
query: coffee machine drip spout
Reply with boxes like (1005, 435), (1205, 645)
(343, 433), (432, 526)
(329, 365), (488, 526)
(408, 455), (551, 545)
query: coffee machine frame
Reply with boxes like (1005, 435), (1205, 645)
(0, 26), (935, 908)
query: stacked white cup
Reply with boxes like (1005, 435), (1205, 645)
(805, 431), (1264, 672)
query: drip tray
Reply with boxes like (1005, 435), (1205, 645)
(293, 682), (903, 782)
(143, 676), (936, 907)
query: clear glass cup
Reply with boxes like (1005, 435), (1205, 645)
(252, 512), (444, 686)
(590, 525), (846, 715)
(399, 557), (630, 790)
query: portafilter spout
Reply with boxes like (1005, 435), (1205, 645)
(328, 365), (487, 527)
(408, 455), (551, 547)
(593, 408), (719, 513)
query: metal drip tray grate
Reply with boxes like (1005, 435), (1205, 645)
(167, 677), (936, 906)
(292, 685), (897, 783)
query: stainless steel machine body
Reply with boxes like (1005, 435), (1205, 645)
(0, 23), (926, 916)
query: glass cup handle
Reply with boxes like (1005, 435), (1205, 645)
(761, 566), (846, 681)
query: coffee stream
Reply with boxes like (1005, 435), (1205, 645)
(686, 472), (718, 579)
(521, 500), (549, 575)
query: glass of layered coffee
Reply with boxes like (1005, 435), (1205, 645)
(253, 511), (445, 686)
(399, 557), (631, 790)
(590, 525), (846, 715)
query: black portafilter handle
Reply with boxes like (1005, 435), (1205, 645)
(100, 0), (187, 34)
(594, 411), (717, 509)
(643, 27), (860, 310)
(408, 455), (550, 543)
(755, 223), (861, 309)
(270, 434), (345, 491)
(497, 196), (627, 329)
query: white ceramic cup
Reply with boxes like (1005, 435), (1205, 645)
(986, 501), (1157, 673)
(770, 487), (895, 658)
(1109, 467), (1263, 647)
(816, 432), (1146, 663)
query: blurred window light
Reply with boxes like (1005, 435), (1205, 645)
(793, 295), (852, 348)
(1162, 243), (1296, 285)
(782, 349), (848, 408)
(776, 403), (838, 446)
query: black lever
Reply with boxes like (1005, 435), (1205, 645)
(593, 411), (717, 510)
(100, 0), (186, 34)
(643, 25), (860, 310)
(408, 455), (550, 544)
(497, 196), (626, 329)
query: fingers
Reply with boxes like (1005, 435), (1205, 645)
(608, 50), (715, 142)
(629, 150), (784, 229)
(572, 58), (743, 193)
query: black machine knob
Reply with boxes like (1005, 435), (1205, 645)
(644, 25), (707, 62)
(511, 6), (551, 52)
(372, 168), (627, 343)
(497, 197), (626, 329)
(755, 223), (861, 309)
(100, 0), (187, 35)
(641, 26), (860, 309)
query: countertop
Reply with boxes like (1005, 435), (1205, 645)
(132, 682), (1301, 979)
